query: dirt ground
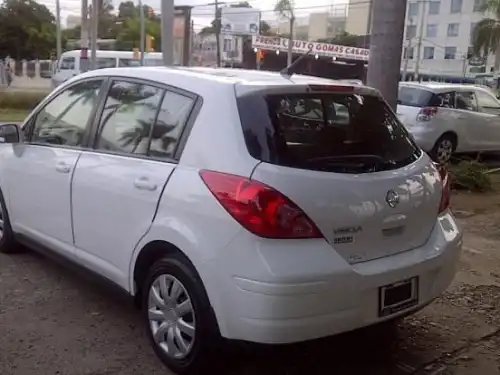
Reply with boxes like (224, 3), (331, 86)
(0, 191), (500, 375)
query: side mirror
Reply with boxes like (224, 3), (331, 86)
(0, 123), (20, 144)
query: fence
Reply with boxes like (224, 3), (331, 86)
(0, 60), (54, 90)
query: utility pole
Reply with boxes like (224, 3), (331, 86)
(81, 0), (89, 72)
(287, 14), (295, 66)
(414, 0), (426, 81)
(55, 0), (62, 61)
(215, 0), (221, 67)
(139, 0), (145, 65)
(161, 0), (175, 65)
(402, 17), (413, 81)
(89, 0), (98, 70)
(363, 0), (373, 48)
(367, 0), (407, 110)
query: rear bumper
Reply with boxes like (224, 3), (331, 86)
(200, 211), (462, 344)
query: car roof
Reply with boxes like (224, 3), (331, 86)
(399, 81), (495, 94)
(72, 66), (380, 97)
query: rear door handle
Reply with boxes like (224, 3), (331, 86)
(55, 161), (71, 173)
(134, 177), (157, 191)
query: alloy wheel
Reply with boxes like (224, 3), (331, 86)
(436, 139), (453, 164)
(148, 274), (196, 360)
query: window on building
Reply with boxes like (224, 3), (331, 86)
(447, 23), (460, 37)
(423, 46), (435, 59)
(408, 2), (419, 17)
(404, 47), (414, 59)
(426, 24), (438, 37)
(473, 0), (485, 12)
(444, 46), (457, 59)
(406, 25), (417, 39)
(450, 0), (462, 13)
(428, 1), (440, 15)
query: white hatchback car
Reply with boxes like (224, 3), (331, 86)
(0, 67), (462, 374)
(398, 82), (500, 163)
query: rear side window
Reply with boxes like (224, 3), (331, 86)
(237, 92), (421, 174)
(398, 86), (433, 107)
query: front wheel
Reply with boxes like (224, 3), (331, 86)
(142, 253), (221, 374)
(430, 134), (456, 164)
(0, 188), (20, 254)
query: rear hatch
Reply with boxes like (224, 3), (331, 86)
(236, 84), (442, 264)
(397, 85), (443, 126)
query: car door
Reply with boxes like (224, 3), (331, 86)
(71, 78), (196, 286)
(454, 90), (486, 151)
(4, 78), (105, 255)
(474, 88), (500, 150)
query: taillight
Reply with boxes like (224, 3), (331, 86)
(437, 165), (451, 214)
(417, 106), (438, 122)
(199, 170), (323, 239)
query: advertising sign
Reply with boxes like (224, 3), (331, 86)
(252, 36), (370, 61)
(221, 7), (260, 35)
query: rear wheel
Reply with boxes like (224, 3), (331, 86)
(431, 134), (456, 164)
(0, 189), (20, 254)
(142, 253), (221, 374)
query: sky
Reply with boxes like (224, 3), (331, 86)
(37, 0), (348, 30)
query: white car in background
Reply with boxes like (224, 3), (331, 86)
(0, 67), (462, 374)
(397, 82), (500, 163)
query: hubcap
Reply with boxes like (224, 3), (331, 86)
(0, 202), (4, 240)
(148, 274), (196, 359)
(436, 139), (453, 164)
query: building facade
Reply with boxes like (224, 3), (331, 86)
(402, 0), (495, 76)
(273, 11), (347, 41)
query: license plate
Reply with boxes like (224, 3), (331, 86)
(378, 277), (419, 317)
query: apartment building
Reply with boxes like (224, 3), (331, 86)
(345, 0), (373, 36)
(274, 11), (347, 41)
(403, 0), (495, 76)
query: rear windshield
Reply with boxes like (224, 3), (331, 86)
(398, 86), (434, 107)
(237, 92), (421, 174)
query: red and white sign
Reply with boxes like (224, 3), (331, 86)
(252, 36), (370, 61)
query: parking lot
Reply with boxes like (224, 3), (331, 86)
(1, 192), (500, 375)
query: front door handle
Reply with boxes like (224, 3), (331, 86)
(134, 177), (157, 191)
(55, 161), (71, 173)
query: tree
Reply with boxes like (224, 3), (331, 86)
(0, 0), (57, 59)
(472, 0), (500, 69)
(316, 32), (358, 47)
(274, 0), (295, 65)
(367, 0), (407, 110)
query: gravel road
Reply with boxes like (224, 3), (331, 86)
(1, 222), (499, 375)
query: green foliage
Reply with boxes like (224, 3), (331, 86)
(472, 0), (500, 56)
(449, 160), (492, 192)
(0, 0), (59, 59)
(316, 32), (359, 47)
(0, 90), (47, 110)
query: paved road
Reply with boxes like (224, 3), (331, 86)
(0, 228), (499, 375)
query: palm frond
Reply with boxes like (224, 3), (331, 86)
(274, 0), (294, 18)
(472, 17), (500, 56)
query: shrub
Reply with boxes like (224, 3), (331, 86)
(0, 90), (48, 111)
(449, 160), (492, 192)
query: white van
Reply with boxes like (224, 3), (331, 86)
(51, 50), (164, 88)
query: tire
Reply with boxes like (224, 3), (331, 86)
(0, 188), (20, 254)
(430, 134), (457, 164)
(141, 253), (221, 374)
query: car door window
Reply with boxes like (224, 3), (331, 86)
(429, 92), (456, 108)
(95, 80), (163, 155)
(455, 91), (478, 112)
(476, 90), (500, 115)
(148, 90), (194, 158)
(59, 57), (75, 70)
(31, 79), (103, 147)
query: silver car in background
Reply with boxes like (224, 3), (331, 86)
(397, 82), (500, 163)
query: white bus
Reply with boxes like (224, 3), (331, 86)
(52, 50), (164, 88)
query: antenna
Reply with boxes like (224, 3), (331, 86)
(280, 47), (314, 78)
